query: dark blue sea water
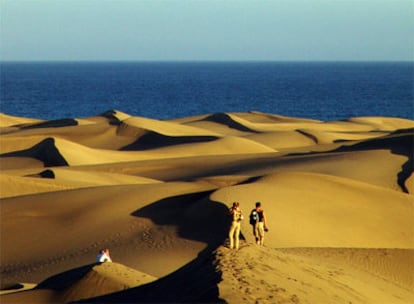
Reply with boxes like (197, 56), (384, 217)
(0, 61), (413, 121)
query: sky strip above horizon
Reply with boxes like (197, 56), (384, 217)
(0, 0), (413, 62)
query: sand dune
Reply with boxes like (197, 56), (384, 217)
(348, 116), (414, 130)
(215, 245), (414, 304)
(1, 111), (413, 303)
(119, 115), (222, 137)
(212, 171), (414, 248)
(1, 262), (157, 303)
(0, 113), (43, 127)
(0, 168), (161, 198)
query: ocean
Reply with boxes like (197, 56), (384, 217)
(0, 61), (413, 121)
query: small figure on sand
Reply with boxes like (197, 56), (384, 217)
(249, 202), (268, 246)
(228, 202), (243, 249)
(96, 248), (112, 263)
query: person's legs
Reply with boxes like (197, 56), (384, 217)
(257, 222), (265, 245)
(254, 223), (260, 244)
(234, 222), (241, 249)
(229, 222), (237, 249)
(252, 225), (257, 242)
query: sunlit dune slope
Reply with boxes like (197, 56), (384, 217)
(211, 171), (414, 248)
(0, 135), (276, 168)
(0, 168), (161, 198)
(215, 245), (414, 304)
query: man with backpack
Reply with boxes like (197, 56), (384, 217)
(249, 202), (268, 246)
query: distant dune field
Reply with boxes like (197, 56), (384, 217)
(1, 110), (413, 303)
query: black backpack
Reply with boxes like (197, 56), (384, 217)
(249, 209), (258, 225)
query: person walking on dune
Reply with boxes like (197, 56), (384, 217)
(228, 202), (243, 249)
(249, 202), (268, 246)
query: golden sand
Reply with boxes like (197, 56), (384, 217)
(1, 110), (413, 303)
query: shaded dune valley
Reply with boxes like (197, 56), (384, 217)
(0, 110), (413, 304)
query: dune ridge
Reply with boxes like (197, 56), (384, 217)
(1, 110), (413, 303)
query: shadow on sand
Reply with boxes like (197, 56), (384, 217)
(35, 264), (96, 291)
(75, 191), (230, 303)
(121, 132), (218, 151)
(0, 137), (68, 167)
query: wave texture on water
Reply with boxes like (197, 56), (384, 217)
(0, 61), (413, 120)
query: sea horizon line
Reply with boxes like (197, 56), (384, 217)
(1, 59), (413, 64)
